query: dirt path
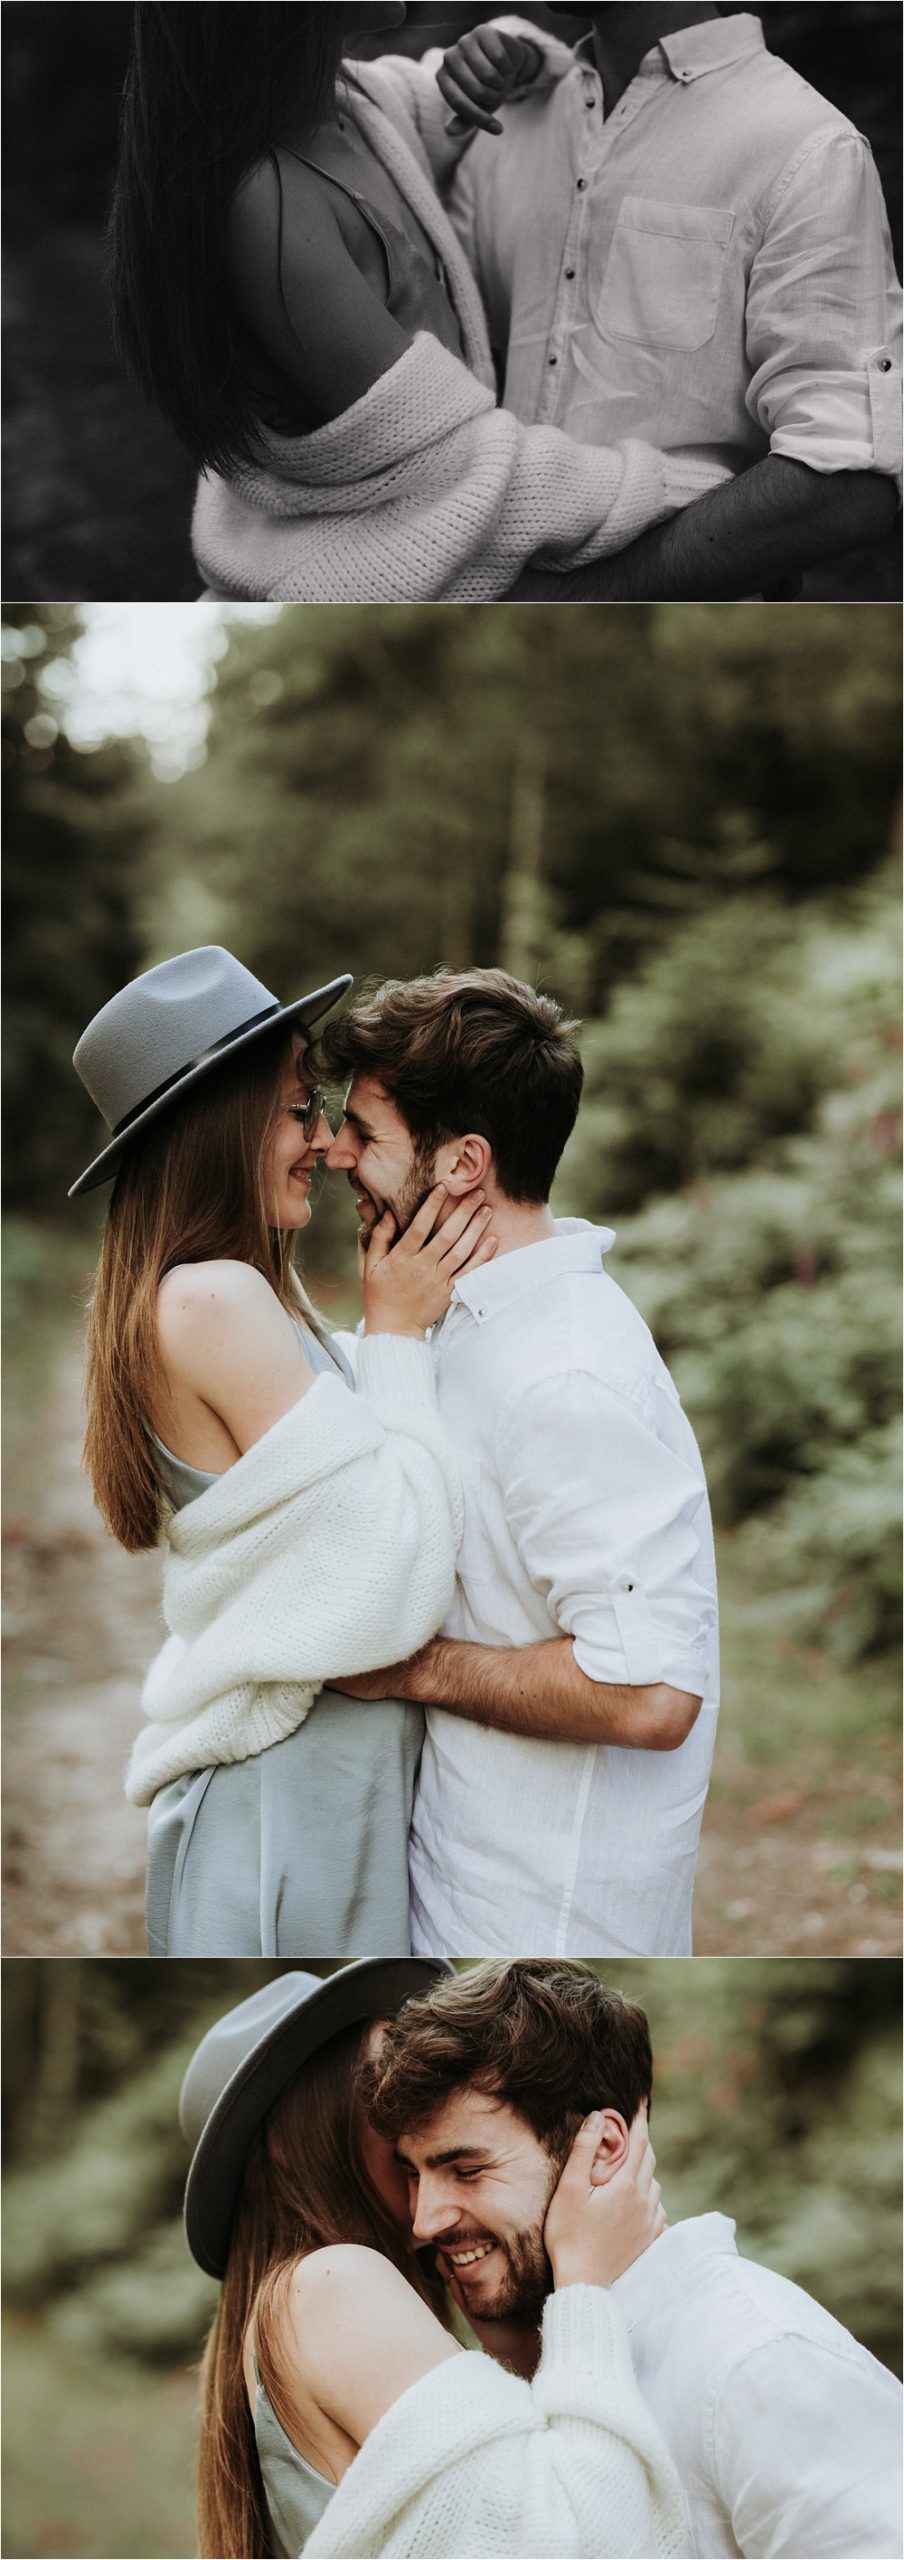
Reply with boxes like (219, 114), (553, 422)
(3, 1334), (157, 1954)
(3, 1323), (900, 1957)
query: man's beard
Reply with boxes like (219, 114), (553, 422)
(358, 1142), (437, 1236)
(466, 2221), (553, 2324)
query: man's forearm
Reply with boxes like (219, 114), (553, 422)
(505, 460), (898, 601)
(410, 1633), (701, 1749)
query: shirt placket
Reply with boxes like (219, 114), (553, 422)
(540, 63), (672, 426)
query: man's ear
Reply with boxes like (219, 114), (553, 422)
(433, 1132), (494, 1194)
(587, 2109), (630, 2185)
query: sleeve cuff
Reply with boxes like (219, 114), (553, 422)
(356, 1332), (438, 1406)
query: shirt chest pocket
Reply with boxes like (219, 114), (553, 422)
(593, 196), (734, 352)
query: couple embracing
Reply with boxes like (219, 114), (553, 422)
(184, 1956), (902, 2557)
(110, 5), (900, 603)
(73, 944), (716, 1959)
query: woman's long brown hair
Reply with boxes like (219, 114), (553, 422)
(197, 2021), (446, 2560)
(83, 1024), (316, 1551)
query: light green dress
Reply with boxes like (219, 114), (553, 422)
(144, 1325), (423, 1958)
(253, 2355), (334, 2555)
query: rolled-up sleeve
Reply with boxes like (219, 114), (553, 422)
(497, 1371), (715, 1696)
(746, 130), (903, 478)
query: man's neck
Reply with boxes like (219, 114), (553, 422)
(435, 1190), (557, 1260)
(464, 2309), (541, 2379)
(590, 5), (720, 111)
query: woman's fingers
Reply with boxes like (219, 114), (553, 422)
(436, 1202), (494, 1272)
(438, 28), (529, 135)
(360, 1207), (397, 1270)
(396, 1183), (449, 1250)
(558, 2110), (604, 2196)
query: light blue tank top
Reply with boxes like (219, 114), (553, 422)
(253, 2356), (335, 2555)
(150, 1319), (354, 1510)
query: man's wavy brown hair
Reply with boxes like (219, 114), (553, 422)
(359, 1961), (653, 2165)
(317, 969), (583, 1205)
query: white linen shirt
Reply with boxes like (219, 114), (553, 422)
(408, 1222), (719, 1956)
(613, 2214), (904, 2558)
(448, 12), (903, 479)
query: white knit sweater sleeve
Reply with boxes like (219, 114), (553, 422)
(125, 1342), (463, 1805)
(192, 333), (731, 606)
(304, 2286), (689, 2558)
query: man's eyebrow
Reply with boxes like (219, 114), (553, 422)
(393, 2143), (494, 2171)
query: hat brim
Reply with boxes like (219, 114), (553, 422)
(67, 975), (353, 1199)
(184, 1957), (453, 2279)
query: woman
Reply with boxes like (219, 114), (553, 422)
(185, 1963), (687, 2558)
(109, 5), (727, 601)
(71, 944), (495, 1959)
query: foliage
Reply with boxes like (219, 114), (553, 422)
(2, 609), (152, 1214)
(559, 867), (901, 1656)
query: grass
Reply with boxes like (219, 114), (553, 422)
(1, 2312), (199, 2560)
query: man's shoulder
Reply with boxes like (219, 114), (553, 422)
(473, 1259), (662, 1412)
(659, 2233), (880, 2381)
(738, 40), (865, 170)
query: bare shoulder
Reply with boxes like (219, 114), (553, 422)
(228, 152), (348, 300)
(287, 2244), (415, 2323)
(155, 1261), (293, 1369)
(157, 1258), (277, 1328)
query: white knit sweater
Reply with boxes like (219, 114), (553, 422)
(305, 2285), (689, 2558)
(124, 1337), (462, 1807)
(193, 80), (729, 604)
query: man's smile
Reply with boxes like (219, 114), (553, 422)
(436, 2234), (501, 2280)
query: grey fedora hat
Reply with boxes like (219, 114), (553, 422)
(69, 945), (352, 1198)
(181, 1959), (454, 2279)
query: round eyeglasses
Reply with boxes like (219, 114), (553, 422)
(290, 1088), (331, 1141)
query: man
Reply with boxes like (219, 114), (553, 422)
(320, 967), (719, 1957)
(362, 1958), (904, 2559)
(441, 5), (902, 598)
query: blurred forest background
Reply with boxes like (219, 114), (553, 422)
(2, 597), (901, 1962)
(2, 1955), (901, 2559)
(2, 2), (901, 601)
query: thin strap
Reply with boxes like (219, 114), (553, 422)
(269, 143), (395, 287)
(279, 143), (367, 214)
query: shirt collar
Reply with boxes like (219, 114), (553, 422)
(612, 2213), (738, 2336)
(451, 1217), (615, 1323)
(575, 12), (764, 89)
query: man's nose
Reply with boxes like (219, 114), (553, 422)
(411, 2179), (461, 2245)
(324, 1118), (357, 1171)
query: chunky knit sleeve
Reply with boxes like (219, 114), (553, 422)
(192, 332), (730, 604)
(305, 2286), (688, 2558)
(125, 1344), (463, 1805)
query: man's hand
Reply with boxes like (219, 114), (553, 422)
(437, 25), (542, 136)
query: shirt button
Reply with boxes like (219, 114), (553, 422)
(548, 355), (557, 366)
(878, 357), (892, 372)
(576, 177), (588, 191)
(565, 267), (576, 280)
(618, 1577), (635, 1593)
